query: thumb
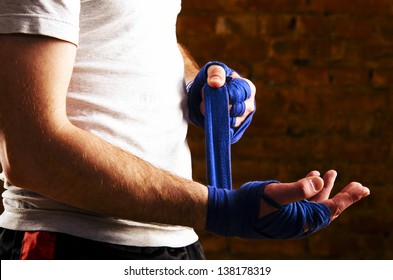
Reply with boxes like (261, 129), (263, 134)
(207, 65), (226, 88)
(264, 176), (324, 206)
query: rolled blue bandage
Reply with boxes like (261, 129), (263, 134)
(196, 61), (331, 239)
(187, 61), (254, 144)
(187, 61), (255, 190)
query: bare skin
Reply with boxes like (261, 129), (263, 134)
(0, 35), (207, 229)
(0, 34), (369, 236)
(199, 65), (370, 226)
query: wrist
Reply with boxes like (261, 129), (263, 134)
(206, 181), (278, 238)
(205, 180), (331, 240)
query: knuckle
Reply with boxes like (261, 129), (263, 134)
(297, 180), (311, 198)
(324, 200), (342, 220)
(247, 102), (255, 114)
(332, 204), (343, 219)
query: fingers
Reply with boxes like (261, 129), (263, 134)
(311, 170), (336, 202)
(228, 74), (256, 128)
(259, 176), (324, 218)
(306, 170), (320, 177)
(265, 170), (336, 204)
(258, 170), (370, 233)
(200, 65), (227, 115)
(202, 65), (256, 128)
(323, 182), (370, 221)
(231, 90), (256, 127)
(207, 65), (226, 88)
(265, 176), (324, 206)
(262, 170), (333, 208)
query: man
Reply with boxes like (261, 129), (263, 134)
(0, 1), (369, 259)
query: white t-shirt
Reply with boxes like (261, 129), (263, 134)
(0, 0), (198, 247)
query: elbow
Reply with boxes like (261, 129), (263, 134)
(0, 143), (32, 188)
(1, 163), (20, 187)
(0, 134), (45, 190)
(0, 120), (74, 191)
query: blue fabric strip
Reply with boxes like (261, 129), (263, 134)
(203, 77), (331, 239)
(203, 84), (232, 190)
(202, 74), (254, 189)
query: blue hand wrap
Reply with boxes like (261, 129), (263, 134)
(206, 182), (331, 239)
(187, 61), (331, 239)
(187, 61), (255, 190)
(187, 61), (255, 145)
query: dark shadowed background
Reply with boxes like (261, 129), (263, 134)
(177, 0), (393, 259)
(0, 0), (391, 260)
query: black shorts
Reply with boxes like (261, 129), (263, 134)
(0, 228), (205, 260)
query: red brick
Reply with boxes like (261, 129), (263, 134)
(253, 62), (292, 85)
(296, 16), (333, 37)
(230, 238), (308, 259)
(371, 69), (393, 88)
(294, 67), (330, 86)
(332, 16), (378, 39)
(215, 15), (258, 37)
(270, 40), (346, 62)
(178, 0), (392, 260)
(329, 67), (370, 86)
(182, 0), (310, 14)
(177, 15), (216, 36)
(311, 0), (390, 14)
(198, 233), (231, 257)
(311, 87), (388, 114)
(258, 15), (296, 37)
(379, 16), (393, 40)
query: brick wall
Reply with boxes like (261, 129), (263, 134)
(0, 0), (391, 260)
(178, 0), (393, 259)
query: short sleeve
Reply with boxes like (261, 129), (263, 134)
(0, 0), (80, 45)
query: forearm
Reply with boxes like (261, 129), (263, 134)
(10, 122), (208, 229)
(0, 35), (208, 230)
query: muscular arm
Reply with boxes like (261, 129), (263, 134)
(0, 34), (208, 229)
(1, 35), (369, 240)
(177, 42), (370, 234)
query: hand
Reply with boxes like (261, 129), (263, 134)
(259, 170), (370, 224)
(201, 65), (256, 127)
